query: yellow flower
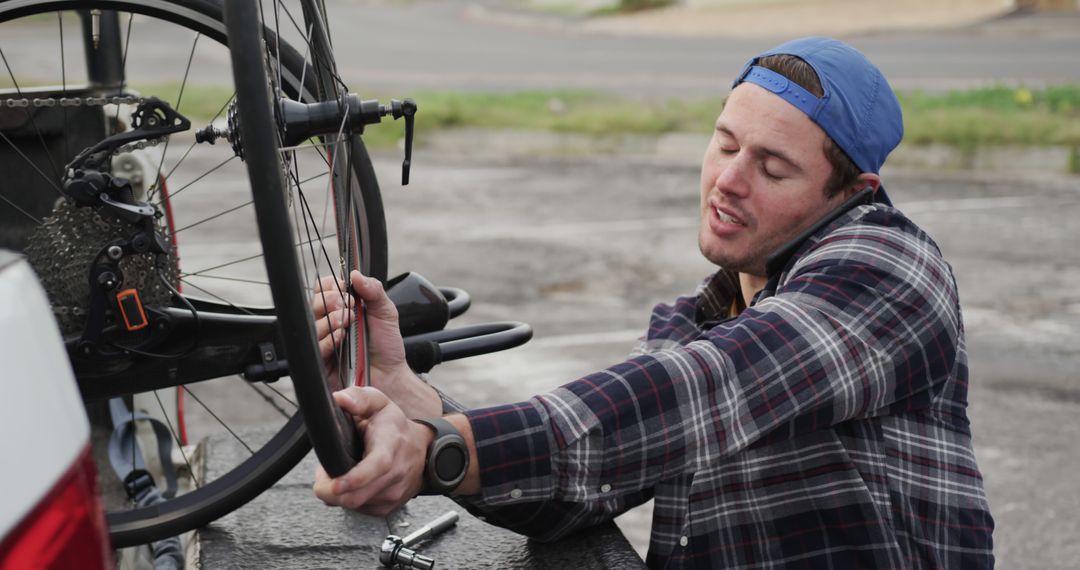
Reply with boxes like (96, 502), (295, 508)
(1015, 87), (1034, 107)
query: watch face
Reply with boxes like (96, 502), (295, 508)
(434, 444), (467, 482)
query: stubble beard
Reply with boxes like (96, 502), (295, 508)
(697, 223), (768, 276)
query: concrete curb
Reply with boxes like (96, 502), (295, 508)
(197, 431), (647, 569)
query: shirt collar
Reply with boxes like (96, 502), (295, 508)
(695, 270), (745, 326)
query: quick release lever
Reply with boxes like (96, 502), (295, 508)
(387, 98), (417, 186)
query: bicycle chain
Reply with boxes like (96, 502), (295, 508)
(1, 95), (168, 153)
(1, 94), (145, 108)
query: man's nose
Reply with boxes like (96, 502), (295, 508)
(713, 153), (752, 199)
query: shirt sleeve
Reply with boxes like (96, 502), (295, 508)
(456, 209), (962, 540)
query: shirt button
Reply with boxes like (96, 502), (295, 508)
(679, 536), (688, 547)
(509, 488), (523, 499)
(600, 484), (612, 493)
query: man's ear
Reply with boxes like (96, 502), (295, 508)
(843, 173), (881, 200)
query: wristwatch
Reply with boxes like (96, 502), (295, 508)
(413, 417), (469, 494)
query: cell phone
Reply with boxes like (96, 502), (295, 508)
(764, 186), (875, 277)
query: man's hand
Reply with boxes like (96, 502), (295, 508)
(312, 270), (442, 418)
(312, 271), (407, 382)
(313, 386), (431, 516)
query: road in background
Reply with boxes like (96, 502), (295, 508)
(1, 1), (1079, 98)
(319, 0), (1080, 95)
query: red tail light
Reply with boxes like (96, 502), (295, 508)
(0, 444), (113, 570)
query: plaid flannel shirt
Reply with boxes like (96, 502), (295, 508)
(447, 203), (995, 569)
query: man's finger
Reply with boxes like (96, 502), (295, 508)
(330, 447), (396, 499)
(315, 307), (350, 342)
(312, 466), (341, 506)
(313, 274), (342, 294)
(332, 386), (390, 420)
(311, 286), (346, 319)
(348, 271), (399, 324)
(318, 328), (348, 360)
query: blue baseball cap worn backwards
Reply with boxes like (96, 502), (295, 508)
(732, 37), (903, 205)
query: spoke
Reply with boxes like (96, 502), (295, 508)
(271, 0), (350, 97)
(287, 155), (352, 379)
(293, 163), (340, 284)
(269, 1), (310, 56)
(245, 382), (292, 420)
(298, 22), (313, 102)
(313, 104), (358, 378)
(305, 138), (335, 178)
(178, 278), (257, 317)
(298, 169), (329, 186)
(183, 231), (336, 276)
(172, 199), (252, 234)
(273, 0), (283, 100)
(161, 93), (236, 184)
(0, 47), (63, 185)
(278, 137), (346, 154)
(182, 386), (254, 455)
(149, 32), (201, 201)
(290, 153), (316, 291)
(292, 150), (355, 379)
(0, 193), (43, 225)
(58, 13), (69, 166)
(153, 390), (201, 488)
(0, 130), (64, 196)
(259, 381), (298, 408)
(179, 273), (268, 287)
(320, 147), (332, 237)
(111, 12), (136, 132)
(165, 154), (237, 200)
(299, 0), (347, 94)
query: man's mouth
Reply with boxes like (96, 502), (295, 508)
(715, 207), (745, 226)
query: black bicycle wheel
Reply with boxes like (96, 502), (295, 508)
(223, 0), (369, 476)
(0, 0), (386, 547)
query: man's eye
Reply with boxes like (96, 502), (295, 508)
(719, 146), (737, 155)
(760, 163), (783, 181)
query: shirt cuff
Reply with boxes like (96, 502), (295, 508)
(462, 400), (555, 506)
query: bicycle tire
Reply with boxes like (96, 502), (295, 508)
(223, 0), (367, 476)
(0, 0), (386, 547)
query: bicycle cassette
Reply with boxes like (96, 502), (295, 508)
(25, 199), (178, 337)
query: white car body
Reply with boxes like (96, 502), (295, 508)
(0, 250), (112, 568)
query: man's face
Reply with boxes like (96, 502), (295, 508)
(698, 83), (850, 276)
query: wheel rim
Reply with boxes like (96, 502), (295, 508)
(0, 0), (385, 546)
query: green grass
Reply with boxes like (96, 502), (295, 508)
(898, 86), (1080, 148)
(361, 85), (1080, 150)
(130, 83), (235, 123)
(592, 0), (676, 16)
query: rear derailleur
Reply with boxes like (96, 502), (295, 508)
(61, 97), (189, 358)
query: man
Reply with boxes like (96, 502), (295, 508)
(311, 37), (995, 568)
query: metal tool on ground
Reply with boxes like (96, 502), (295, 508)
(380, 511), (460, 569)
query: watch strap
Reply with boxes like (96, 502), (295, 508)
(413, 417), (469, 495)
